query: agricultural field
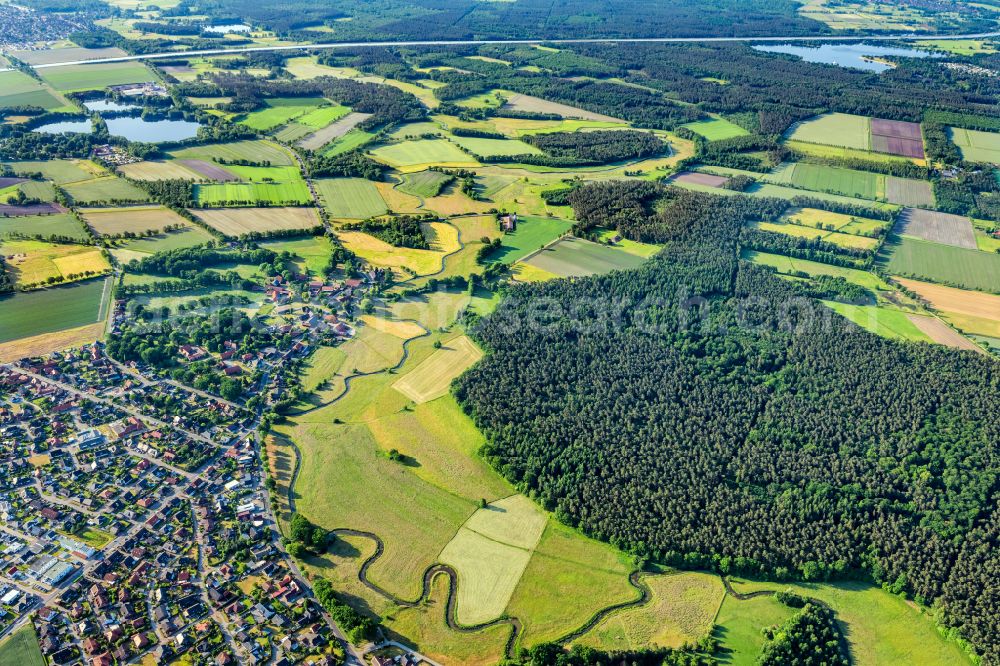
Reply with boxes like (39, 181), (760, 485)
(237, 97), (326, 131)
(260, 235), (335, 275)
(118, 160), (209, 181)
(0, 70), (68, 111)
(336, 223), (459, 277)
(10, 46), (127, 66)
(449, 135), (542, 157)
(0, 213), (87, 240)
(895, 278), (1000, 338)
(1, 239), (110, 287)
(502, 93), (624, 123)
(38, 61), (154, 92)
(521, 236), (649, 277)
(745, 250), (890, 291)
(773, 162), (881, 199)
(822, 302), (932, 342)
(298, 112), (373, 151)
(193, 181), (311, 206)
(786, 113), (871, 150)
(755, 221), (879, 250)
(880, 237), (1000, 292)
(63, 176), (150, 205)
(80, 205), (187, 236)
(371, 139), (480, 171)
(4, 159), (100, 184)
(596, 229), (663, 258)
(168, 140), (295, 166)
(681, 118), (749, 141)
(115, 225), (214, 256)
(486, 216), (574, 264)
(314, 178), (387, 219)
(192, 207), (321, 236)
(949, 127), (1000, 164)
(885, 176), (934, 208)
(0, 278), (109, 344)
(577, 572), (725, 651)
(393, 334), (483, 404)
(713, 592), (796, 664)
(895, 208), (977, 249)
(438, 495), (547, 624)
(0, 625), (44, 666)
(785, 207), (889, 236)
(398, 171), (454, 198)
(914, 39), (996, 55)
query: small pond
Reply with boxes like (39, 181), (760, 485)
(752, 43), (940, 72)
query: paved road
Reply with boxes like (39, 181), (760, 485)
(11, 30), (1000, 70)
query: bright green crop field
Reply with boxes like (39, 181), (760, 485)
(880, 236), (1000, 292)
(194, 181), (312, 205)
(39, 61), (154, 92)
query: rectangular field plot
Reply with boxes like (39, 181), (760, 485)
(896, 278), (1000, 338)
(885, 176), (934, 207)
(870, 118), (924, 158)
(299, 112), (373, 151)
(881, 237), (1000, 292)
(488, 216), (574, 264)
(314, 178), (387, 219)
(4, 160), (100, 185)
(522, 237), (648, 277)
(237, 97), (326, 131)
(895, 208), (976, 249)
(168, 140), (295, 166)
(193, 181), (311, 206)
(449, 136), (542, 157)
(949, 127), (1000, 164)
(371, 139), (479, 171)
(393, 335), (483, 404)
(786, 113), (870, 150)
(118, 160), (207, 181)
(117, 226), (214, 256)
(0, 213), (86, 241)
(745, 250), (888, 291)
(0, 278), (109, 345)
(681, 118), (749, 141)
(399, 171), (453, 198)
(0, 70), (66, 110)
(63, 176), (150, 204)
(38, 61), (154, 92)
(192, 207), (321, 237)
(438, 495), (547, 625)
(785, 208), (889, 236)
(756, 221), (878, 251)
(822, 302), (931, 343)
(80, 205), (187, 236)
(781, 162), (881, 199)
(1, 240), (110, 288)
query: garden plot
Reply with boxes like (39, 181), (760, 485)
(895, 208), (976, 249)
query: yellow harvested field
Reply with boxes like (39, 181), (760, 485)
(424, 221), (462, 254)
(80, 205), (187, 236)
(0, 322), (105, 362)
(438, 495), (547, 624)
(1, 240), (110, 287)
(27, 454), (51, 467)
(375, 182), (422, 213)
(360, 314), (426, 339)
(896, 278), (1000, 337)
(453, 215), (502, 241)
(512, 262), (560, 283)
(337, 230), (449, 276)
(392, 335), (482, 403)
(192, 207), (322, 236)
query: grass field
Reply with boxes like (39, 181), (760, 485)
(714, 592), (795, 664)
(822, 302), (932, 342)
(0, 625), (44, 666)
(322, 128), (377, 155)
(0, 70), (66, 110)
(337, 224), (458, 277)
(4, 159), (100, 184)
(117, 225), (214, 256)
(914, 39), (996, 55)
(745, 250), (889, 291)
(747, 182), (894, 209)
(880, 236), (1000, 292)
(314, 178), (387, 219)
(756, 221), (879, 250)
(439, 495), (547, 624)
(786, 113), (870, 150)
(596, 229), (663, 258)
(371, 139), (479, 171)
(297, 104), (350, 128)
(64, 176), (150, 204)
(786, 140), (923, 165)
(0, 278), (109, 343)
(399, 171), (454, 198)
(578, 572), (724, 651)
(393, 335), (482, 404)
(1, 239), (110, 287)
(237, 97), (326, 131)
(521, 236), (649, 277)
(729, 579), (971, 665)
(777, 162), (881, 200)
(949, 126), (1000, 164)
(193, 181), (311, 206)
(0, 213), (87, 241)
(449, 135), (542, 157)
(39, 61), (154, 92)
(785, 207), (888, 236)
(681, 118), (749, 141)
(260, 235), (334, 275)
(487, 216), (574, 264)
(168, 140), (295, 166)
(116, 160), (204, 181)
(81, 205), (186, 236)
(192, 207), (321, 236)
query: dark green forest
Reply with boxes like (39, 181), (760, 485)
(454, 187), (1000, 664)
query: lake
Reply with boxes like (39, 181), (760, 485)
(33, 120), (92, 134)
(83, 99), (142, 113)
(105, 116), (201, 142)
(752, 43), (939, 72)
(204, 23), (251, 34)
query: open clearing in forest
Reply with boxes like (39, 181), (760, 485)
(895, 208), (976, 249)
(948, 127), (1000, 164)
(681, 118), (749, 141)
(522, 236), (648, 277)
(314, 178), (387, 219)
(38, 61), (154, 92)
(450, 135), (542, 157)
(371, 139), (479, 171)
(755, 221), (879, 251)
(0, 278), (109, 344)
(393, 334), (482, 404)
(881, 237), (1000, 292)
(80, 205), (187, 236)
(671, 172), (729, 188)
(577, 572), (725, 651)
(822, 302), (931, 343)
(746, 250), (889, 291)
(192, 207), (321, 236)
(785, 207), (888, 236)
(438, 495), (547, 624)
(502, 93), (625, 123)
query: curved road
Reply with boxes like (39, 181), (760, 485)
(15, 30), (1000, 69)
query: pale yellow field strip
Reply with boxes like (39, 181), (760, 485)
(392, 335), (482, 404)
